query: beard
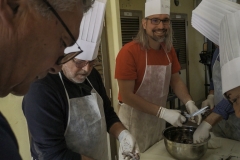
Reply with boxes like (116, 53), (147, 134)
(71, 71), (90, 84)
(149, 29), (168, 43)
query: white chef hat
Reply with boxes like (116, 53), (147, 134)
(145, 0), (170, 17)
(191, 0), (240, 45)
(64, 0), (107, 60)
(220, 10), (240, 94)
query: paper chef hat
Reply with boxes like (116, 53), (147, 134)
(220, 10), (240, 94)
(145, 0), (170, 17)
(64, 0), (107, 60)
(191, 0), (240, 45)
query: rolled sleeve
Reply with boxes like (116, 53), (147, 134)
(213, 98), (234, 120)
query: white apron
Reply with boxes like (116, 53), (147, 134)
(118, 49), (172, 152)
(59, 73), (108, 160)
(211, 56), (240, 141)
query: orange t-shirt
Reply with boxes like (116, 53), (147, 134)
(115, 41), (181, 101)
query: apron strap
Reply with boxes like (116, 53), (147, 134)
(58, 72), (71, 135)
(161, 44), (171, 64)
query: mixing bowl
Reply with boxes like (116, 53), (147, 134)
(162, 126), (210, 160)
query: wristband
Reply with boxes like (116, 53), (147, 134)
(156, 106), (162, 117)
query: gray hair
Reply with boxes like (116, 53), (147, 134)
(134, 19), (173, 53)
(29, 0), (95, 17)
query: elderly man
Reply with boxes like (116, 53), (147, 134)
(23, 1), (140, 159)
(0, 0), (94, 159)
(115, 0), (201, 153)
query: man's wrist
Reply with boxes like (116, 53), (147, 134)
(208, 90), (214, 95)
(185, 100), (195, 106)
(201, 121), (212, 130)
(118, 129), (128, 141)
(159, 107), (167, 119)
(207, 94), (214, 98)
(204, 112), (222, 126)
(156, 106), (162, 117)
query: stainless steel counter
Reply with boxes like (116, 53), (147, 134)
(140, 135), (240, 160)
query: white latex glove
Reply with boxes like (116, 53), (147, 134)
(201, 94), (214, 109)
(158, 107), (186, 127)
(118, 130), (140, 160)
(185, 100), (202, 125)
(193, 121), (212, 143)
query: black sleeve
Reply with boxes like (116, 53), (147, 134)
(88, 68), (121, 132)
(0, 113), (22, 160)
(22, 79), (81, 160)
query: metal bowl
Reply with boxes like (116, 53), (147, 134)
(162, 126), (210, 160)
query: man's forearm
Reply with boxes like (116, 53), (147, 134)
(121, 92), (160, 116)
(118, 80), (160, 116)
(109, 122), (127, 139)
(204, 112), (223, 126)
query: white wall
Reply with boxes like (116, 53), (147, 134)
(0, 95), (30, 159)
(170, 0), (205, 105)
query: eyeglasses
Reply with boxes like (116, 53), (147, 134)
(42, 0), (83, 65)
(72, 58), (97, 68)
(146, 18), (171, 25)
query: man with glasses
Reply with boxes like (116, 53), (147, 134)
(23, 1), (140, 159)
(0, 0), (94, 159)
(115, 0), (201, 153)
